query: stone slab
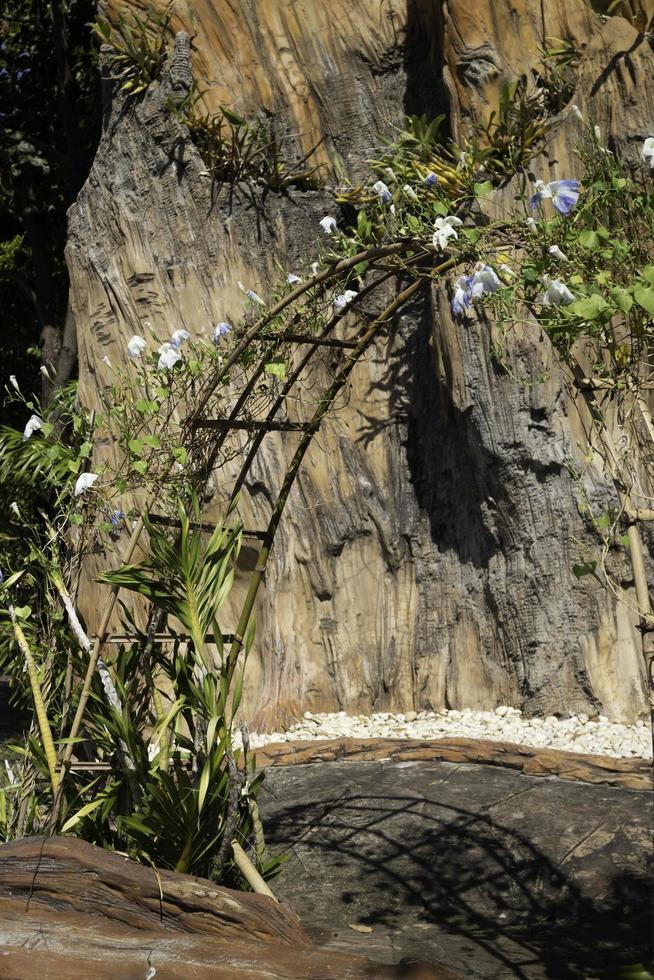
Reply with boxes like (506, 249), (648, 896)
(259, 758), (653, 979)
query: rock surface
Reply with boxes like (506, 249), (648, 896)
(259, 758), (654, 978)
(0, 836), (455, 979)
(67, 1), (654, 725)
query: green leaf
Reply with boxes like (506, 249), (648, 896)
(128, 438), (144, 455)
(610, 287), (633, 314)
(473, 180), (493, 199)
(61, 796), (107, 834)
(640, 266), (654, 286)
(132, 460), (148, 475)
(577, 230), (600, 251)
(569, 294), (611, 321)
(144, 434), (160, 448)
(572, 561), (597, 579)
(264, 359), (286, 380)
(172, 447), (187, 465)
(69, 514), (83, 526)
(634, 284), (654, 317)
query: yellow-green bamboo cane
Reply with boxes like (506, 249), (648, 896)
(9, 606), (60, 795)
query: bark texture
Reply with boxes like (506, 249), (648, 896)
(67, 1), (654, 725)
(0, 836), (451, 978)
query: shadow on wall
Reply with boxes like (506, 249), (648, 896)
(264, 785), (652, 978)
(356, 288), (504, 571)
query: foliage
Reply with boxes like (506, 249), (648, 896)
(92, 1), (174, 95)
(0, 0), (101, 400)
(176, 90), (323, 192)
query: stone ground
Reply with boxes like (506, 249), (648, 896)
(259, 759), (653, 980)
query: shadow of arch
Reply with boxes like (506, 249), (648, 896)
(264, 785), (652, 979)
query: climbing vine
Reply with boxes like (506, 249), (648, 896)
(1, 8), (654, 894)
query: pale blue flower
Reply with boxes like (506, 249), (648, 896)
(425, 172), (438, 187)
(157, 343), (182, 370)
(542, 275), (575, 306)
(451, 275), (473, 316)
(170, 329), (190, 348)
(212, 321), (232, 343)
(372, 180), (392, 204)
(110, 510), (126, 527)
(23, 415), (42, 440)
(333, 290), (358, 312)
(451, 265), (500, 315)
(287, 273), (302, 285)
(530, 178), (580, 215)
(238, 280), (265, 306)
(127, 334), (147, 358)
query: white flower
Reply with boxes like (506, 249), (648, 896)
(571, 104), (583, 122)
(542, 275), (575, 306)
(287, 273), (302, 285)
(372, 180), (392, 204)
(23, 415), (42, 441)
(127, 335), (147, 358)
(499, 263), (516, 279)
(170, 329), (190, 348)
(40, 365), (53, 380)
(157, 343), (182, 370)
(310, 262), (319, 276)
(641, 137), (654, 169)
(385, 167), (396, 180)
(74, 473), (98, 497)
(9, 375), (19, 391)
(526, 217), (538, 234)
(593, 125), (601, 142)
(237, 281), (265, 306)
(319, 215), (338, 235)
(471, 264), (501, 297)
(212, 321), (232, 343)
(101, 355), (111, 367)
(333, 289), (358, 312)
(9, 502), (21, 519)
(402, 184), (418, 202)
(548, 244), (569, 262)
(432, 215), (463, 251)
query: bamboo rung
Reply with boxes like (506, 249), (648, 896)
(282, 334), (358, 349)
(148, 513), (267, 540)
(193, 419), (308, 432)
(93, 633), (235, 644)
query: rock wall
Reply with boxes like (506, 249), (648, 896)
(67, 0), (653, 724)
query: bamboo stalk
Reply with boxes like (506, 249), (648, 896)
(9, 606), (59, 796)
(231, 840), (278, 901)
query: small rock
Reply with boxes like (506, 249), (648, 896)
(405, 710), (418, 722)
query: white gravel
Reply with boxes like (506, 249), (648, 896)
(235, 706), (652, 760)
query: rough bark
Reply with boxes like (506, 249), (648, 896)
(67, 1), (654, 726)
(253, 736), (653, 790)
(0, 836), (452, 979)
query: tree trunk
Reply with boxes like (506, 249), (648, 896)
(67, 1), (653, 727)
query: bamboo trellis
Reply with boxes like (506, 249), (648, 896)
(47, 242), (454, 824)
